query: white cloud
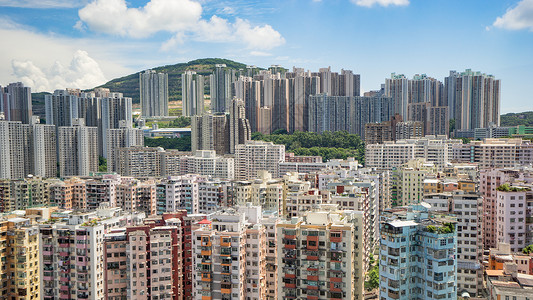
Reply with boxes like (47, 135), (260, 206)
(78, 0), (202, 38)
(77, 0), (285, 49)
(250, 51), (272, 57)
(0, 0), (88, 8)
(12, 50), (106, 92)
(493, 0), (533, 31)
(0, 19), (133, 92)
(234, 18), (285, 50)
(352, 0), (409, 7)
(195, 15), (233, 43)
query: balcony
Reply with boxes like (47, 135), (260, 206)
(387, 290), (400, 299)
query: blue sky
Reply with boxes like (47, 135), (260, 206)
(0, 0), (532, 113)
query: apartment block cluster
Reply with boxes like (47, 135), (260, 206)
(5, 62), (533, 300)
(0, 156), (389, 300)
(184, 66), (499, 141)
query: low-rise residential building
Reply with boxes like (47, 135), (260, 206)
(485, 264), (533, 300)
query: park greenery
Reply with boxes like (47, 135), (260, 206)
(251, 130), (365, 163)
(146, 116), (191, 128)
(144, 136), (191, 151)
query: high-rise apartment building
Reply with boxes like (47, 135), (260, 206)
(428, 106), (450, 136)
(181, 71), (205, 117)
(234, 171), (284, 215)
(0, 82), (32, 124)
(39, 209), (145, 300)
(115, 146), (162, 177)
(308, 95), (394, 139)
(192, 207), (267, 300)
(191, 99), (251, 155)
(479, 168), (533, 249)
(100, 94), (133, 156)
(379, 204), (457, 300)
(156, 175), (200, 215)
(425, 187), (484, 296)
(124, 212), (190, 300)
(313, 67), (360, 97)
(395, 121), (424, 140)
(235, 141), (285, 180)
(277, 208), (366, 300)
(445, 69), (500, 131)
(232, 67), (358, 134)
(107, 120), (144, 172)
(229, 98), (252, 154)
(496, 184), (533, 253)
(45, 89), (79, 128)
(57, 118), (98, 177)
(0, 116), (56, 180)
(46, 89), (133, 156)
(211, 64), (235, 113)
(0, 120), (30, 179)
(140, 70), (169, 117)
(385, 73), (410, 119)
(191, 113), (229, 155)
(392, 159), (438, 206)
(286, 70), (320, 132)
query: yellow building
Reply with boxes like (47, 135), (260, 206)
(0, 220), (7, 297)
(5, 217), (40, 300)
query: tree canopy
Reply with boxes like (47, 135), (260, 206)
(252, 130), (365, 163)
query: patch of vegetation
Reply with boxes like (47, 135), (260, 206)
(497, 183), (531, 192)
(31, 92), (51, 118)
(144, 136), (191, 151)
(365, 265), (379, 291)
(461, 138), (471, 144)
(146, 116), (191, 129)
(169, 107), (183, 116)
(501, 111), (533, 127)
(426, 223), (455, 234)
(98, 156), (107, 172)
(523, 244), (533, 254)
(251, 130), (365, 163)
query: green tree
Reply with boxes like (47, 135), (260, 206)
(523, 244), (533, 254)
(364, 265), (379, 291)
(449, 119), (456, 133)
(98, 156), (107, 172)
(144, 136), (192, 151)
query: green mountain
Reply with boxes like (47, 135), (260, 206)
(94, 58), (248, 104)
(501, 111), (533, 127)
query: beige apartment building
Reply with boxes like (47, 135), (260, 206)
(277, 208), (365, 300)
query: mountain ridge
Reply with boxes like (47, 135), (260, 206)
(94, 58), (249, 104)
